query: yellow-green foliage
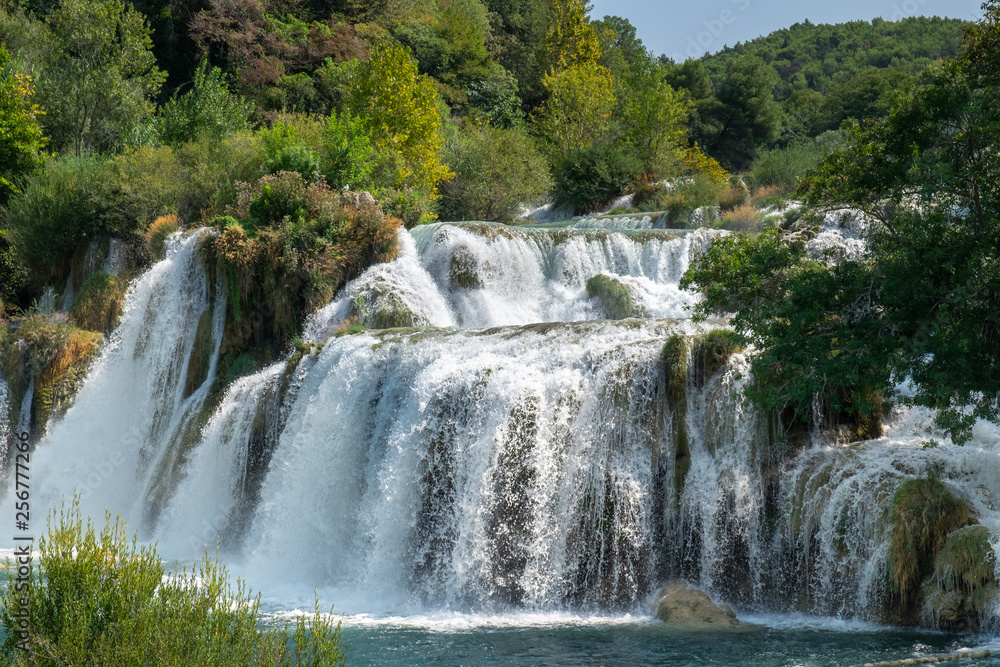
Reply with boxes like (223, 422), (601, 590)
(585, 274), (638, 320)
(69, 271), (127, 333)
(889, 476), (971, 604)
(1, 499), (346, 666)
(14, 315), (103, 426)
(144, 213), (180, 259)
(683, 144), (730, 186)
(344, 40), (451, 195)
(537, 62), (615, 157)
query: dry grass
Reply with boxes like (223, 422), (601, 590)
(719, 204), (764, 231)
(750, 184), (785, 207)
(145, 214), (180, 259)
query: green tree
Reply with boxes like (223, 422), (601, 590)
(320, 112), (375, 189)
(619, 64), (690, 178)
(543, 0), (601, 72)
(684, 3), (1000, 444)
(343, 40), (451, 195)
(439, 123), (551, 223)
(38, 0), (165, 155)
(707, 55), (781, 169)
(535, 61), (615, 158)
(0, 45), (46, 202)
(158, 61), (253, 146)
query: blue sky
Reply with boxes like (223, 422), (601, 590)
(588, 0), (985, 62)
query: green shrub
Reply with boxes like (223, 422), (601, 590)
(176, 131), (268, 218)
(439, 123), (552, 224)
(3, 157), (119, 281)
(651, 174), (720, 223)
(1, 498), (346, 666)
(157, 60), (253, 146)
(320, 112), (375, 189)
(749, 131), (845, 192)
(554, 142), (643, 214)
(381, 186), (438, 228)
(209, 171), (401, 349)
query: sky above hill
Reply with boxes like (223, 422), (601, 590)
(589, 0), (986, 62)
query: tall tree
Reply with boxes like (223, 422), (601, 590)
(343, 40), (451, 195)
(707, 55), (781, 169)
(0, 45), (46, 202)
(39, 0), (165, 155)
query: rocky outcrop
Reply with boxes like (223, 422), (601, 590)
(654, 581), (741, 628)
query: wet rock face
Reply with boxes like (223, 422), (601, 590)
(654, 581), (741, 628)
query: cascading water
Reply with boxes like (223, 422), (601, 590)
(15, 231), (226, 531)
(8, 211), (1000, 649)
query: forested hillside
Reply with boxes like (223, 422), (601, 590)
(0, 0), (976, 326)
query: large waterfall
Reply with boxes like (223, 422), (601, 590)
(5, 217), (1000, 627)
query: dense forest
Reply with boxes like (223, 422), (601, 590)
(0, 0), (993, 441)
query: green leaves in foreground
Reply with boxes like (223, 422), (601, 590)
(681, 229), (894, 439)
(1, 498), (346, 666)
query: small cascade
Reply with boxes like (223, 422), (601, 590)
(157, 362), (286, 555)
(0, 379), (10, 464)
(16, 376), (33, 439)
(16, 231), (226, 531)
(406, 222), (719, 328)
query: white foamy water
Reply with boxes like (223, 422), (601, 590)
(2, 231), (226, 534)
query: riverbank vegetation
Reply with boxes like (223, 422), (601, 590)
(1, 499), (346, 666)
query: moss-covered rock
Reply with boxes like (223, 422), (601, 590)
(922, 525), (998, 631)
(692, 329), (744, 388)
(449, 245), (483, 289)
(654, 581), (741, 628)
(69, 272), (128, 334)
(2, 316), (103, 433)
(888, 476), (972, 613)
(349, 284), (424, 330)
(662, 335), (689, 508)
(586, 274), (643, 320)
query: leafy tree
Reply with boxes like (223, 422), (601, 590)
(664, 58), (722, 149)
(685, 3), (1000, 444)
(38, 0), (165, 155)
(482, 0), (551, 108)
(320, 112), (375, 189)
(707, 55), (781, 169)
(158, 60), (253, 145)
(466, 63), (524, 128)
(535, 61), (615, 158)
(439, 123), (551, 223)
(553, 142), (642, 214)
(0, 45), (46, 202)
(543, 0), (601, 72)
(619, 63), (690, 178)
(343, 40), (451, 195)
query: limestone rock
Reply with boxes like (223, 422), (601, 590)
(654, 581), (741, 628)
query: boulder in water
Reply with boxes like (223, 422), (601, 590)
(654, 581), (741, 628)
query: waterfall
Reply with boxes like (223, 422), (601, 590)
(7, 216), (1000, 625)
(15, 231), (226, 531)
(0, 379), (9, 466)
